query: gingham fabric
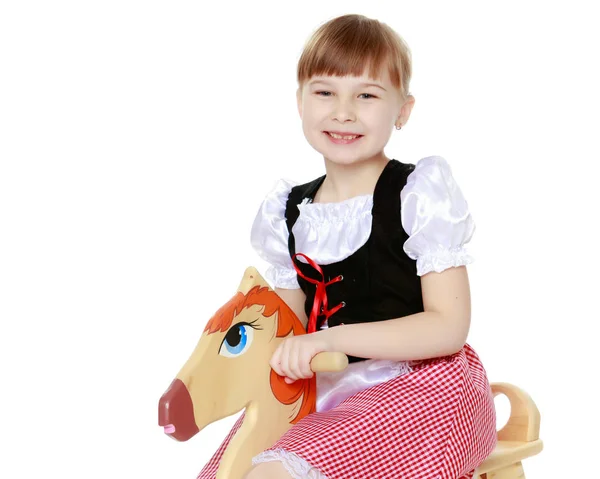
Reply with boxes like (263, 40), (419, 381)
(197, 343), (497, 479)
(196, 413), (244, 479)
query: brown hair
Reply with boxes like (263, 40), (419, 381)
(297, 14), (412, 101)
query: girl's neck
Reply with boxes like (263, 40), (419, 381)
(313, 155), (391, 204)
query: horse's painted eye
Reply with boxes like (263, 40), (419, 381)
(219, 323), (255, 358)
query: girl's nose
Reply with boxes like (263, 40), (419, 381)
(332, 109), (357, 123)
(332, 98), (357, 123)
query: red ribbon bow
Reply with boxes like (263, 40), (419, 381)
(292, 252), (345, 334)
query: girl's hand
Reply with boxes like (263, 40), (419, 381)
(270, 330), (332, 384)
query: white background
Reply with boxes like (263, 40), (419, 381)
(1, 1), (598, 478)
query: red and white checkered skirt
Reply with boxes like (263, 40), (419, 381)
(197, 343), (497, 479)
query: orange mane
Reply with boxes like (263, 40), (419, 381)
(204, 285), (316, 424)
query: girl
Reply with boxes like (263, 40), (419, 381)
(201, 13), (497, 479)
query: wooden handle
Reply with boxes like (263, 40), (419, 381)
(310, 352), (349, 372)
(490, 382), (541, 442)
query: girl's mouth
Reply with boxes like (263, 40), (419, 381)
(324, 131), (363, 145)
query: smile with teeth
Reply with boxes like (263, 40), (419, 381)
(327, 132), (361, 139)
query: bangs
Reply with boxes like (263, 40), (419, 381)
(297, 14), (412, 98)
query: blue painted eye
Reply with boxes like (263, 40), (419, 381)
(219, 323), (255, 358)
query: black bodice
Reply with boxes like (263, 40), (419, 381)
(284, 159), (425, 363)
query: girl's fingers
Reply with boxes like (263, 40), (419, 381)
(273, 339), (315, 382)
(280, 341), (293, 380)
(289, 343), (314, 380)
(270, 346), (283, 376)
(288, 343), (303, 380)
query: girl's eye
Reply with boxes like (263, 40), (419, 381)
(219, 323), (256, 358)
(315, 91), (376, 99)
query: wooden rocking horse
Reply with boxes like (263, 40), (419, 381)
(158, 267), (543, 479)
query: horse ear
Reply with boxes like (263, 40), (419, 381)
(237, 266), (270, 294)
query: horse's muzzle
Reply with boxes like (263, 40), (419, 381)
(158, 378), (199, 441)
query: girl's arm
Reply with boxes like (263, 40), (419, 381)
(321, 265), (471, 361)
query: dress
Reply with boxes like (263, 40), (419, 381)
(197, 156), (497, 479)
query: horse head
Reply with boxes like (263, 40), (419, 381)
(158, 266), (316, 442)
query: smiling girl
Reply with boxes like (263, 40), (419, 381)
(203, 13), (498, 479)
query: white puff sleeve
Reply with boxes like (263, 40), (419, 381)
(401, 156), (476, 276)
(250, 179), (301, 289)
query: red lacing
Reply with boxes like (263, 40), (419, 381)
(292, 252), (345, 334)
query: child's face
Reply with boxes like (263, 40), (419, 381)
(296, 68), (414, 165)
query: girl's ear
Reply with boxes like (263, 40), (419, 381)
(397, 95), (416, 126)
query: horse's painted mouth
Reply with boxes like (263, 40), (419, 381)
(164, 424), (176, 434)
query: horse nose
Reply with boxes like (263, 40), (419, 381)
(158, 378), (199, 441)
